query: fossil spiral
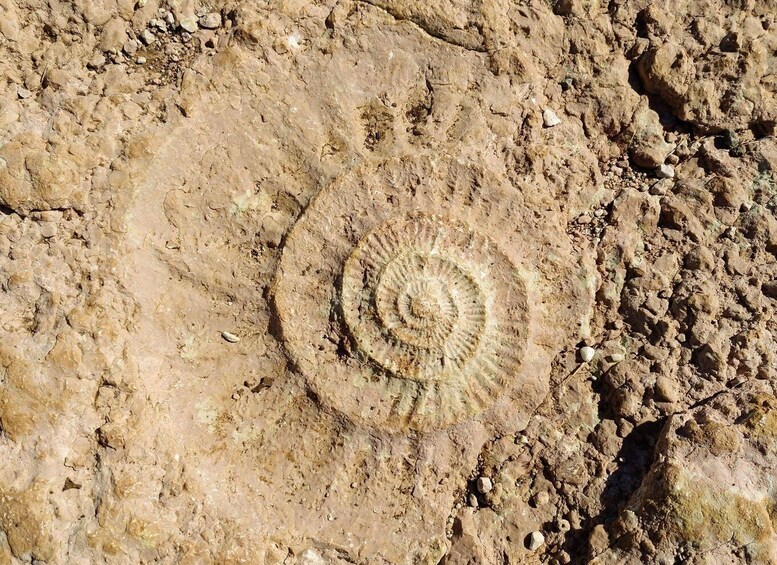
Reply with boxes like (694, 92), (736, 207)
(273, 156), (589, 431)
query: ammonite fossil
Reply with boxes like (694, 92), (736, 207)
(273, 156), (591, 431)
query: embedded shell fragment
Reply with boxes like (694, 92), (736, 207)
(273, 155), (591, 431)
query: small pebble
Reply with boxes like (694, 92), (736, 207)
(199, 12), (222, 29)
(136, 56), (147, 64)
(123, 40), (138, 55)
(468, 494), (478, 508)
(179, 16), (198, 33)
(221, 331), (240, 343)
(140, 29), (156, 45)
(527, 531), (545, 551)
(608, 352), (625, 363)
(87, 53), (107, 69)
(655, 375), (678, 402)
(576, 213), (592, 225)
(17, 86), (32, 99)
(476, 476), (493, 494)
(543, 108), (561, 128)
(580, 346), (595, 362)
(533, 491), (550, 506)
(655, 163), (675, 179)
(649, 179), (671, 196)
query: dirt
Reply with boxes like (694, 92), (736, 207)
(1, 0), (777, 563)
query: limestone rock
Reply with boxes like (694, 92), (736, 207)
(100, 17), (128, 52)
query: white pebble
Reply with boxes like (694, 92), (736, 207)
(468, 494), (478, 508)
(476, 476), (493, 494)
(221, 331), (240, 343)
(609, 352), (625, 363)
(656, 163), (675, 179)
(543, 108), (561, 128)
(580, 346), (596, 362)
(136, 56), (147, 64)
(527, 530), (545, 551)
(17, 86), (32, 99)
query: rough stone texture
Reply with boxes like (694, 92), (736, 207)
(591, 384), (777, 564)
(274, 155), (591, 431)
(1, 0), (777, 563)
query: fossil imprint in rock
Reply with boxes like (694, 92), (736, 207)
(273, 156), (590, 431)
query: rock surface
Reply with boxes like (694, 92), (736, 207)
(1, 0), (777, 563)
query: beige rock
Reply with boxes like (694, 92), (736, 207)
(596, 388), (777, 563)
(100, 18), (128, 52)
(629, 107), (674, 168)
(1, 1), (777, 563)
(654, 375), (678, 402)
(78, 0), (117, 25)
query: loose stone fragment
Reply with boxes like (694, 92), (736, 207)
(580, 346), (595, 362)
(533, 491), (550, 506)
(221, 331), (240, 343)
(477, 476), (493, 494)
(654, 376), (678, 402)
(140, 29), (156, 45)
(87, 54), (107, 69)
(656, 163), (675, 179)
(180, 16), (198, 33)
(123, 40), (138, 56)
(543, 108), (561, 127)
(527, 531), (545, 551)
(199, 13), (222, 29)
